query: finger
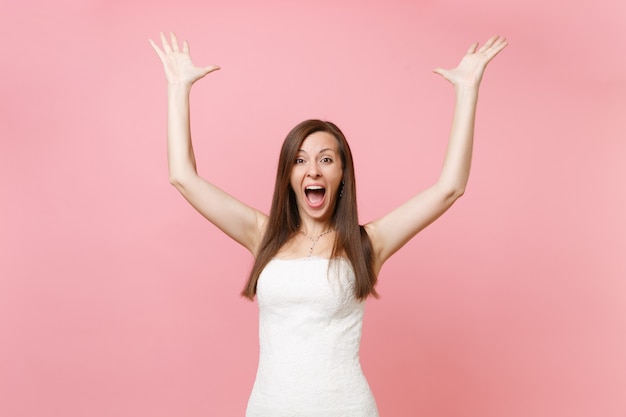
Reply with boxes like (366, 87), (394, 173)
(170, 32), (179, 52)
(496, 37), (508, 49)
(160, 32), (172, 53)
(485, 38), (508, 60)
(183, 40), (190, 54)
(478, 35), (499, 54)
(466, 42), (479, 55)
(486, 36), (507, 50)
(148, 38), (165, 60)
(489, 36), (506, 49)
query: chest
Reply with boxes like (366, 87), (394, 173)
(257, 258), (360, 320)
(275, 231), (337, 259)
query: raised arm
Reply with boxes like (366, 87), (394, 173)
(150, 32), (267, 254)
(365, 35), (508, 274)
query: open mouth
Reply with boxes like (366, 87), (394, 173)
(305, 185), (326, 205)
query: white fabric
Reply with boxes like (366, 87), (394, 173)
(246, 257), (379, 417)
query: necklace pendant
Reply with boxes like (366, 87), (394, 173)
(300, 228), (332, 257)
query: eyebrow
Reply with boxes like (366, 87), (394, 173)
(297, 148), (337, 155)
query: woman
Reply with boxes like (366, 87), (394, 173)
(150, 32), (507, 416)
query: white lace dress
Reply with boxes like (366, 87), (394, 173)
(246, 257), (379, 417)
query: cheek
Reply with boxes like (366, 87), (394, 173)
(330, 167), (344, 186)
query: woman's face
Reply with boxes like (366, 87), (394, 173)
(290, 131), (344, 224)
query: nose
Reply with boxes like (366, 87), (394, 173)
(307, 162), (321, 178)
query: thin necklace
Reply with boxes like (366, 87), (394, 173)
(300, 228), (333, 257)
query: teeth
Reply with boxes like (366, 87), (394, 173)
(306, 186), (324, 190)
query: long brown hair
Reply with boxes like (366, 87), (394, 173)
(242, 119), (378, 301)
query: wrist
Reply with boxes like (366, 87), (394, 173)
(454, 84), (480, 98)
(167, 82), (193, 95)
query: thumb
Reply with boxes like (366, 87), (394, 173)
(203, 65), (221, 75)
(433, 67), (448, 78)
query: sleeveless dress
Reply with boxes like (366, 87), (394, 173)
(246, 257), (379, 417)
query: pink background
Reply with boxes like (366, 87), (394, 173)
(1, 0), (625, 416)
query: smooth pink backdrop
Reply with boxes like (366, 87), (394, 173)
(1, 0), (624, 416)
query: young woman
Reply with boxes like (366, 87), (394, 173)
(150, 32), (507, 417)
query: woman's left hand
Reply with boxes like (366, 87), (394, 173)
(433, 35), (508, 89)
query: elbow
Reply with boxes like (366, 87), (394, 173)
(452, 187), (465, 200)
(169, 174), (191, 192)
(168, 164), (197, 188)
(169, 175), (181, 187)
(443, 186), (465, 204)
(437, 176), (467, 203)
(169, 175), (182, 189)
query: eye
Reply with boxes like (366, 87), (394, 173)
(295, 158), (305, 164)
(320, 157), (333, 164)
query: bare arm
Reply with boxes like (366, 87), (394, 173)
(366, 35), (508, 274)
(150, 32), (267, 254)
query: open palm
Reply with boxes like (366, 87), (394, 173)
(434, 35), (507, 88)
(149, 32), (219, 86)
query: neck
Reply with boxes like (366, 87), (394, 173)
(298, 220), (332, 237)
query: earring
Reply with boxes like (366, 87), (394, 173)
(339, 180), (345, 198)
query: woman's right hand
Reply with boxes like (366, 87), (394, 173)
(149, 32), (220, 86)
